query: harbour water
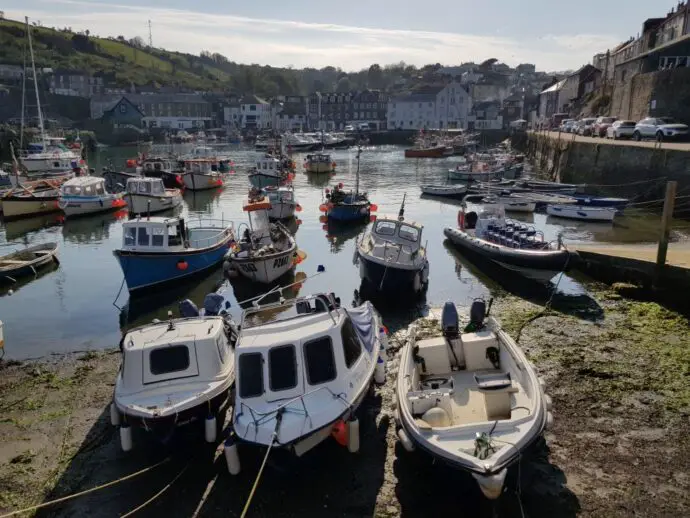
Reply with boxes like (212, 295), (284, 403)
(0, 144), (682, 359)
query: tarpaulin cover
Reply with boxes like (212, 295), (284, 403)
(347, 302), (376, 352)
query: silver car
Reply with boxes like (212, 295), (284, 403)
(633, 117), (689, 142)
(606, 120), (636, 140)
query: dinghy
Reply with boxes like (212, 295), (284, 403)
(111, 307), (238, 451)
(224, 194), (298, 284)
(546, 204), (617, 222)
(395, 300), (552, 499)
(125, 177), (183, 215)
(420, 184), (467, 199)
(58, 176), (127, 218)
(0, 242), (59, 282)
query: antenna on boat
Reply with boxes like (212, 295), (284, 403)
(354, 145), (362, 198)
(398, 193), (406, 221)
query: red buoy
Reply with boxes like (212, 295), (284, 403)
(177, 260), (189, 271)
(331, 420), (348, 447)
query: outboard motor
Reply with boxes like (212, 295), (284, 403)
(179, 299), (200, 318)
(203, 293), (225, 316)
(441, 301), (459, 338)
(465, 211), (478, 230)
(469, 299), (487, 329)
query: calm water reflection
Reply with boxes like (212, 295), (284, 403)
(0, 144), (674, 358)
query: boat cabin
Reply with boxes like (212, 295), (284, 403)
(121, 216), (229, 252)
(263, 186), (294, 204)
(370, 215), (424, 249)
(185, 159), (218, 174)
(255, 155), (281, 173)
(305, 153), (332, 164)
(126, 177), (167, 196)
(241, 195), (273, 246)
(61, 176), (107, 197)
(142, 158), (179, 174)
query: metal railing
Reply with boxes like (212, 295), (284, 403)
(185, 215), (235, 249)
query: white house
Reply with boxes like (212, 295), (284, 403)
(386, 82), (471, 130)
(240, 95), (271, 130)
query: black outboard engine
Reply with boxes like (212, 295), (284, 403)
(179, 299), (200, 318)
(203, 293), (225, 316)
(441, 301), (460, 338)
(465, 211), (478, 230)
(469, 299), (487, 329)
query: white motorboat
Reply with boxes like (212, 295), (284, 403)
(448, 167), (501, 182)
(224, 194), (298, 283)
(304, 153), (335, 174)
(395, 301), (552, 499)
(230, 290), (386, 465)
(546, 204), (617, 222)
(182, 159), (225, 191)
(111, 306), (238, 451)
(262, 185), (300, 220)
(58, 176), (127, 218)
(483, 195), (536, 213)
(125, 177), (183, 215)
(420, 184), (467, 199)
(248, 154), (288, 189)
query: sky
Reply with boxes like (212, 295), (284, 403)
(2, 0), (684, 71)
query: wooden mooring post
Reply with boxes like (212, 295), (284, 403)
(656, 180), (678, 276)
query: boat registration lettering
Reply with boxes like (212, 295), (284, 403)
(273, 255), (290, 268)
(240, 263), (258, 273)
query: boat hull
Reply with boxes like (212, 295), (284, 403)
(448, 170), (502, 182)
(1, 197), (60, 219)
(226, 247), (296, 284)
(359, 254), (428, 293)
(405, 147), (446, 158)
(420, 185), (467, 199)
(183, 172), (224, 191)
(248, 173), (282, 189)
(125, 193), (182, 215)
(327, 203), (370, 222)
(305, 163), (335, 174)
(546, 204), (617, 222)
(0, 242), (58, 281)
(59, 194), (126, 218)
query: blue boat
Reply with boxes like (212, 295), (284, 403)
(571, 195), (629, 210)
(114, 216), (235, 292)
(323, 147), (373, 222)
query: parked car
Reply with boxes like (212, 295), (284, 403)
(606, 120), (637, 140)
(559, 119), (575, 132)
(577, 118), (598, 136)
(592, 116), (617, 137)
(633, 117), (689, 142)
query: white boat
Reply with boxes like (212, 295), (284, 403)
(248, 154), (287, 189)
(125, 177), (182, 215)
(395, 301), (551, 499)
(420, 184), (467, 199)
(230, 290), (386, 464)
(448, 167), (501, 182)
(546, 204), (617, 222)
(1, 184), (61, 219)
(58, 176), (127, 218)
(304, 153), (335, 174)
(262, 185), (299, 220)
(483, 195), (536, 213)
(111, 308), (238, 451)
(224, 194), (297, 283)
(182, 159), (225, 191)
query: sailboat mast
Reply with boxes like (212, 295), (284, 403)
(26, 17), (46, 148)
(20, 26), (27, 150)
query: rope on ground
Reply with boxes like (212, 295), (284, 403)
(0, 458), (171, 518)
(120, 460), (190, 518)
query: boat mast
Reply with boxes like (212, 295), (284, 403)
(26, 17), (47, 149)
(354, 145), (361, 197)
(20, 22), (27, 150)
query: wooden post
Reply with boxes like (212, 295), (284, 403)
(656, 180), (677, 271)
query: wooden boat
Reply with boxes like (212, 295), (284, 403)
(395, 300), (551, 499)
(58, 176), (127, 218)
(125, 177), (182, 215)
(304, 153), (336, 173)
(546, 204), (617, 222)
(182, 159), (225, 191)
(420, 184), (467, 199)
(1, 185), (61, 219)
(0, 242), (59, 282)
(405, 145), (448, 158)
(448, 167), (502, 183)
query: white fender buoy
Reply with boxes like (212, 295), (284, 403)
(379, 343), (388, 362)
(545, 394), (553, 411)
(546, 411), (554, 430)
(538, 377), (546, 389)
(397, 428), (415, 452)
(392, 393), (398, 411)
(205, 415), (217, 443)
(374, 356), (386, 385)
(224, 436), (241, 475)
(110, 402), (121, 427)
(347, 417), (360, 453)
(120, 424), (132, 452)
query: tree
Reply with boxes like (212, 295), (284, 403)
(367, 64), (383, 89)
(129, 36), (145, 48)
(336, 77), (351, 93)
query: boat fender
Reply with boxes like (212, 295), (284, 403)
(545, 394), (553, 411)
(347, 417), (360, 453)
(458, 209), (465, 230)
(546, 411), (554, 430)
(374, 356), (386, 385)
(397, 428), (415, 452)
(224, 435), (241, 475)
(120, 424), (133, 452)
(205, 415), (217, 443)
(110, 402), (121, 426)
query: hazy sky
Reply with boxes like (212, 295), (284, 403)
(3, 0), (683, 71)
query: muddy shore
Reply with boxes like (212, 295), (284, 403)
(1, 282), (689, 517)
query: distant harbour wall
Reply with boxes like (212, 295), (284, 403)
(369, 129), (511, 147)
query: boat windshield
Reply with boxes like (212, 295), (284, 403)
(374, 221), (397, 236)
(398, 224), (420, 242)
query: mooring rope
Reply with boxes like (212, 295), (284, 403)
(120, 460), (190, 518)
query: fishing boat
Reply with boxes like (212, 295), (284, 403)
(140, 157), (186, 189)
(228, 287), (386, 470)
(182, 159), (225, 191)
(546, 204), (618, 222)
(248, 154), (288, 189)
(0, 242), (59, 282)
(322, 147), (374, 222)
(124, 177), (183, 215)
(355, 196), (429, 294)
(571, 195), (629, 210)
(224, 194), (298, 284)
(111, 308), (238, 451)
(509, 192), (578, 212)
(113, 215), (236, 292)
(483, 195), (536, 213)
(444, 204), (574, 283)
(304, 153), (336, 174)
(448, 167), (502, 183)
(262, 185), (300, 220)
(1, 183), (61, 219)
(515, 179), (582, 195)
(420, 184), (467, 199)
(395, 300), (551, 499)
(58, 176), (127, 218)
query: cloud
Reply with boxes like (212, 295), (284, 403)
(5, 1), (617, 71)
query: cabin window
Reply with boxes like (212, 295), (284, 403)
(303, 337), (336, 385)
(137, 227), (150, 246)
(140, 182), (152, 194)
(150, 345), (189, 375)
(151, 227), (165, 246)
(53, 161), (60, 168)
(238, 352), (264, 398)
(124, 227), (136, 246)
(375, 221), (397, 236)
(154, 163), (162, 171)
(216, 335), (228, 363)
(262, 162), (267, 170)
(168, 225), (182, 246)
(268, 345), (297, 392)
(399, 224), (420, 243)
(95, 183), (105, 195)
(341, 318), (363, 368)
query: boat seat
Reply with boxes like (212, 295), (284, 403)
(474, 372), (514, 420)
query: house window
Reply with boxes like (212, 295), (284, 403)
(269, 345), (297, 391)
(119, 104), (127, 114)
(250, 105), (257, 111)
(303, 336), (336, 385)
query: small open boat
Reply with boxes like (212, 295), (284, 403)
(0, 242), (59, 282)
(546, 204), (617, 222)
(395, 300), (551, 499)
(420, 184), (467, 199)
(1, 184), (61, 220)
(322, 147), (373, 223)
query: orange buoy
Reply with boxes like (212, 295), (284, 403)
(370, 203), (378, 212)
(331, 420), (348, 447)
(177, 260), (189, 271)
(319, 204), (329, 213)
(458, 209), (465, 230)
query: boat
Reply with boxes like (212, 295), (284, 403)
(262, 185), (300, 220)
(515, 179), (582, 194)
(444, 204), (574, 283)
(322, 147), (373, 222)
(483, 195), (536, 213)
(224, 194), (298, 284)
(355, 195), (429, 294)
(182, 159), (225, 191)
(58, 176), (127, 218)
(420, 184), (467, 199)
(124, 177), (183, 215)
(509, 192), (577, 212)
(405, 145), (448, 158)
(113, 215), (236, 292)
(248, 154), (289, 189)
(304, 153), (336, 174)
(0, 242), (59, 282)
(1, 183), (61, 219)
(395, 300), (551, 499)
(111, 304), (238, 450)
(545, 204), (618, 222)
(139, 157), (186, 190)
(571, 195), (629, 210)
(229, 288), (386, 467)
(448, 167), (502, 183)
